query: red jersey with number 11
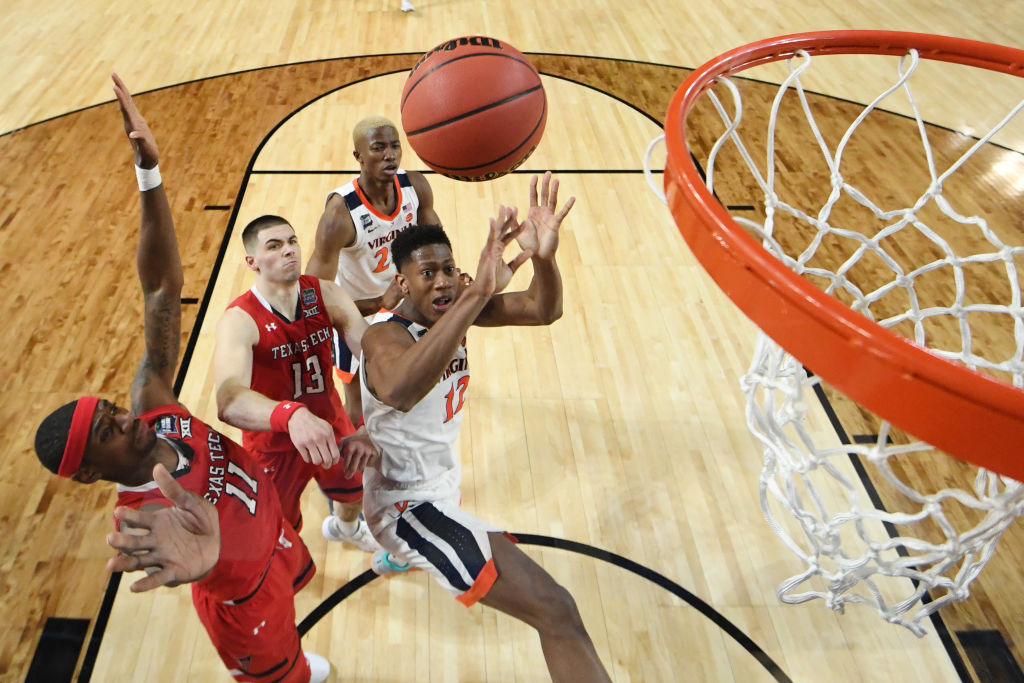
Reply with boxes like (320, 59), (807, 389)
(116, 405), (286, 603)
(227, 275), (352, 456)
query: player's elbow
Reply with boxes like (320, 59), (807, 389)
(214, 385), (240, 424)
(540, 304), (562, 325)
(375, 386), (419, 413)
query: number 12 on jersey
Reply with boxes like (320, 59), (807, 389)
(444, 376), (469, 423)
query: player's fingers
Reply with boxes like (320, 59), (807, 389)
(508, 250), (532, 274)
(556, 195), (576, 222)
(152, 463), (189, 506)
(112, 506), (151, 532)
(539, 171), (552, 207)
(547, 177), (560, 209)
(529, 173), (539, 207)
(326, 437), (341, 468)
(128, 567), (175, 593)
(107, 530), (153, 554)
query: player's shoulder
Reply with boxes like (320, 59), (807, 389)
(404, 169), (432, 189)
(217, 303), (259, 341)
(321, 192), (358, 230)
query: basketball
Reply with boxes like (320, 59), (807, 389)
(400, 36), (547, 182)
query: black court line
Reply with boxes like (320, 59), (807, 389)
(249, 168), (665, 175)
(958, 630), (1024, 682)
(204, 204), (232, 211)
(181, 297), (199, 304)
(809, 380), (972, 682)
(76, 572), (121, 682)
(26, 618), (90, 683)
(297, 534), (792, 683)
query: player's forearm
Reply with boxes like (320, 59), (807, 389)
(378, 290), (489, 409)
(524, 257), (563, 324)
(355, 296), (384, 316)
(136, 185), (184, 297)
(215, 382), (279, 431)
(304, 249), (338, 280)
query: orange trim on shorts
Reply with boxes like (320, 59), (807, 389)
(456, 558), (498, 607)
(334, 365), (356, 384)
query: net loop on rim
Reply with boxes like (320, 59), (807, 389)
(660, 31), (1024, 634)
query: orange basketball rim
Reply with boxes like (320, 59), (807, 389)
(663, 31), (1024, 480)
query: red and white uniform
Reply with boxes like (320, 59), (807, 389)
(116, 405), (314, 683)
(227, 275), (362, 529)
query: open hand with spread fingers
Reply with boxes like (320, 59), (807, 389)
(106, 463), (220, 592)
(515, 172), (575, 261)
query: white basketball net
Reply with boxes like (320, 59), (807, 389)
(670, 48), (1024, 635)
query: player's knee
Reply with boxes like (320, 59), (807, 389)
(533, 581), (585, 635)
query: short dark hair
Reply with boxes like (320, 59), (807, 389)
(35, 400), (78, 474)
(241, 215), (291, 253)
(391, 224), (451, 271)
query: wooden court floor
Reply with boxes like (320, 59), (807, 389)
(3, 2), (1024, 682)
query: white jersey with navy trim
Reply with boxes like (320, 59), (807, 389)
(360, 311), (467, 490)
(328, 170), (419, 301)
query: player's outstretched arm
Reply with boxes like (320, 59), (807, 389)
(112, 73), (183, 414)
(477, 172), (574, 327)
(213, 309), (340, 468)
(107, 464), (220, 592)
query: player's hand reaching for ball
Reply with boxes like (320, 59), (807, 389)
(516, 172), (575, 262)
(475, 206), (532, 299)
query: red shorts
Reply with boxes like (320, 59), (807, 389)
(254, 449), (363, 529)
(192, 523), (315, 682)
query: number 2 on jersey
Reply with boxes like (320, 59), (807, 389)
(444, 376), (470, 422)
(373, 246), (390, 273)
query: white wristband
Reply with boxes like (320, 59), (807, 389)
(135, 164), (162, 192)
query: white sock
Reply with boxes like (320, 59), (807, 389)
(334, 516), (359, 535)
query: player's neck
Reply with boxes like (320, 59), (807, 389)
(394, 300), (432, 328)
(123, 438), (178, 487)
(254, 278), (301, 321)
(358, 174), (396, 210)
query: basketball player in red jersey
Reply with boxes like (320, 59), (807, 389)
(214, 215), (380, 551)
(305, 116), (442, 432)
(33, 74), (330, 682)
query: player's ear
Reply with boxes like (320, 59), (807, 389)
(396, 274), (409, 296)
(244, 254), (258, 273)
(71, 464), (103, 484)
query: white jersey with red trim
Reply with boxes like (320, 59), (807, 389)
(328, 171), (419, 300)
(360, 311), (467, 492)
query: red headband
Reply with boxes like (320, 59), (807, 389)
(58, 396), (100, 478)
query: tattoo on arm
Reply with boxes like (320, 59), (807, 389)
(132, 293), (181, 412)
